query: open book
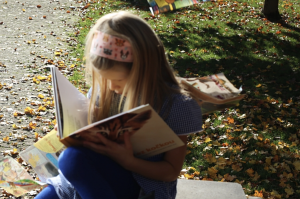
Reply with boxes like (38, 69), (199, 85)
(180, 73), (245, 115)
(50, 66), (184, 158)
(148, 0), (211, 15)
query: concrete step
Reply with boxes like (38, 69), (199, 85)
(176, 179), (262, 199)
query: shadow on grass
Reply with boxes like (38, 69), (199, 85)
(157, 18), (300, 101)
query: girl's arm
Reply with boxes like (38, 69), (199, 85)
(123, 135), (187, 182)
(82, 133), (187, 182)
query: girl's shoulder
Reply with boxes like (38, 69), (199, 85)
(161, 92), (203, 135)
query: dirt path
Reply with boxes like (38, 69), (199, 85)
(0, 0), (85, 197)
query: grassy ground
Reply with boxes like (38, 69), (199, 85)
(68, 0), (300, 198)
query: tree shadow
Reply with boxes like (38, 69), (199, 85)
(157, 15), (300, 102)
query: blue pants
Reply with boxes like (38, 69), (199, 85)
(35, 147), (140, 199)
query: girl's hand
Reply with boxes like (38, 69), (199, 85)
(81, 132), (135, 167)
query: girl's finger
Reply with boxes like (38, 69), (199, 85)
(95, 133), (112, 146)
(83, 141), (107, 155)
(123, 132), (132, 150)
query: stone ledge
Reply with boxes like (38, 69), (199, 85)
(176, 179), (262, 199)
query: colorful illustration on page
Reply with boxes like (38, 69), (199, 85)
(20, 147), (48, 169)
(0, 156), (44, 197)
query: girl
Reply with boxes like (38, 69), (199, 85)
(35, 11), (202, 199)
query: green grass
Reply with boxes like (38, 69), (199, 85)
(67, 0), (300, 198)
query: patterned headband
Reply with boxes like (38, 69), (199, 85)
(90, 30), (133, 62)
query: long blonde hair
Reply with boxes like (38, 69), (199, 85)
(85, 11), (181, 123)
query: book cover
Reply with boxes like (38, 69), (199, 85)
(180, 73), (245, 114)
(148, 0), (211, 15)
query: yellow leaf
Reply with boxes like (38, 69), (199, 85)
(38, 106), (46, 111)
(258, 134), (264, 141)
(256, 84), (261, 87)
(246, 168), (254, 177)
(212, 140), (221, 146)
(285, 186), (294, 195)
(37, 76), (46, 80)
(38, 94), (44, 99)
(293, 161), (300, 171)
(277, 118), (283, 122)
(204, 153), (216, 163)
(12, 124), (18, 129)
(224, 173), (236, 181)
(265, 157), (272, 165)
(204, 137), (212, 143)
(216, 157), (226, 165)
(170, 51), (175, 54)
(12, 148), (18, 154)
(207, 167), (218, 178)
(184, 173), (194, 179)
(54, 51), (61, 56)
(252, 172), (260, 181)
(24, 107), (34, 115)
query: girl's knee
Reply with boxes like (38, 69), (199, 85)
(58, 147), (87, 178)
(58, 147), (108, 180)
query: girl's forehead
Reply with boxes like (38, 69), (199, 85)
(95, 65), (130, 80)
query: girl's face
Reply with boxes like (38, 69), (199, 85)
(96, 64), (130, 95)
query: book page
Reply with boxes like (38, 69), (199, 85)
(51, 67), (89, 138)
(181, 73), (244, 114)
(20, 146), (60, 183)
(34, 129), (64, 153)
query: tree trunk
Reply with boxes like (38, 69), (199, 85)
(262, 0), (281, 21)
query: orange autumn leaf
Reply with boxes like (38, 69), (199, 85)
(254, 190), (263, 197)
(184, 173), (194, 179)
(35, 132), (39, 139)
(29, 122), (37, 129)
(222, 142), (229, 147)
(3, 136), (9, 142)
(227, 117), (234, 124)
(232, 164), (243, 172)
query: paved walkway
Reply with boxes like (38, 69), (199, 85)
(0, 0), (82, 150)
(0, 0), (83, 198)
